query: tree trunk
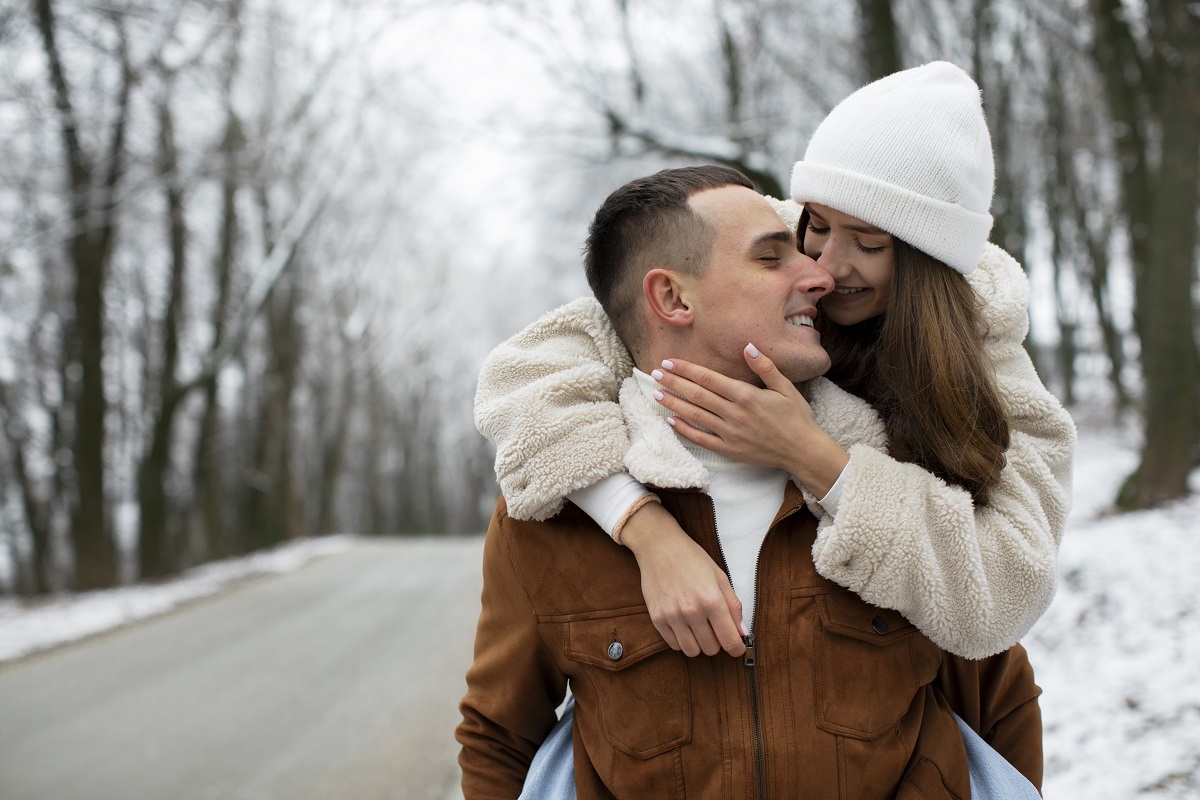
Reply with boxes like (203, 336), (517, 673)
(191, 9), (241, 563)
(1091, 0), (1200, 508)
(69, 241), (116, 589)
(15, 444), (53, 593)
(1070, 180), (1131, 411)
(245, 272), (304, 551)
(363, 369), (388, 534)
(33, 0), (129, 589)
(316, 344), (355, 535)
(1117, 0), (1200, 508)
(138, 93), (189, 580)
(857, 0), (902, 80)
(1044, 54), (1077, 404)
(0, 393), (53, 594)
(192, 376), (226, 560)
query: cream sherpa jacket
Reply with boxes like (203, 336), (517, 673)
(474, 202), (1076, 659)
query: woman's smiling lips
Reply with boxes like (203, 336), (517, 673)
(823, 286), (874, 305)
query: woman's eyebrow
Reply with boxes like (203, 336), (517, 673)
(847, 222), (888, 236)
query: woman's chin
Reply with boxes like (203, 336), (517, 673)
(820, 303), (884, 327)
(823, 308), (865, 327)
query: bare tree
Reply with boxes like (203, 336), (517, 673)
(1090, 0), (1200, 508)
(494, 0), (853, 198)
(188, 6), (245, 563)
(858, 0), (902, 79)
(30, 0), (136, 589)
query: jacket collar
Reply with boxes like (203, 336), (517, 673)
(620, 374), (712, 492)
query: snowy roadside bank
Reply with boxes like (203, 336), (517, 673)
(0, 535), (354, 663)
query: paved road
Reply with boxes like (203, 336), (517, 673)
(0, 537), (484, 800)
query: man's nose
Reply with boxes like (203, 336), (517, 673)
(795, 253), (834, 297)
(815, 245), (848, 280)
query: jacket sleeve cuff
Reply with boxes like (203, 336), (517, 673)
(816, 464), (849, 517)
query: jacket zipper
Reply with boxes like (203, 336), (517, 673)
(745, 632), (766, 800)
(746, 527), (767, 800)
(705, 498), (770, 800)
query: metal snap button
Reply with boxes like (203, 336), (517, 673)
(871, 616), (889, 635)
(607, 641), (624, 661)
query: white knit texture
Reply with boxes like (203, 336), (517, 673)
(790, 61), (994, 275)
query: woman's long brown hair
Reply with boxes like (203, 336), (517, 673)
(801, 209), (1010, 503)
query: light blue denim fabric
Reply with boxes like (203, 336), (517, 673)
(952, 710), (1042, 799)
(517, 695), (577, 800)
(518, 698), (1039, 799)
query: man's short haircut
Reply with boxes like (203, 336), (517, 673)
(584, 165), (755, 355)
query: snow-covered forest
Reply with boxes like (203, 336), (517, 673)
(0, 0), (1196, 597)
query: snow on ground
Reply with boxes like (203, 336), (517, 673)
(1026, 425), (1200, 799)
(0, 535), (353, 663)
(0, 426), (1197, 798)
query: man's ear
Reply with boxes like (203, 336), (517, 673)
(644, 268), (694, 328)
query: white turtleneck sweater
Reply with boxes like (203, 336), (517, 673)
(570, 369), (791, 633)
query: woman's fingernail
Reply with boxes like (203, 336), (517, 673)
(739, 621), (749, 636)
(661, 360), (675, 371)
(745, 343), (760, 358)
(666, 416), (677, 427)
(651, 369), (664, 381)
(653, 390), (664, 401)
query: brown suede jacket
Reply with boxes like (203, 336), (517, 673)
(457, 484), (1043, 799)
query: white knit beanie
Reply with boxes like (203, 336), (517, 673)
(790, 61), (994, 275)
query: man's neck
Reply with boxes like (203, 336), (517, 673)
(631, 369), (745, 468)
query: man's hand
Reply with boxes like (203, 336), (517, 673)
(619, 502), (747, 658)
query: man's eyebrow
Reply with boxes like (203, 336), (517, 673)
(750, 230), (796, 248)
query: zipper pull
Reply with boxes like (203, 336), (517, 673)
(743, 633), (755, 667)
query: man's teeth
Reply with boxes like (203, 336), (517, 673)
(786, 315), (814, 328)
(834, 287), (868, 295)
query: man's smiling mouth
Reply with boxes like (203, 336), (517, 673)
(786, 314), (814, 328)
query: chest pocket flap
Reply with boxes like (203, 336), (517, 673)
(563, 610), (691, 758)
(815, 592), (939, 739)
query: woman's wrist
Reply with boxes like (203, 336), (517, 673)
(619, 501), (679, 556)
(784, 426), (850, 498)
(611, 494), (662, 545)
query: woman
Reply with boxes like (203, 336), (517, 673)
(475, 61), (1075, 664)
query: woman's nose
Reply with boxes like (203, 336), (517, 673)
(815, 245), (847, 278)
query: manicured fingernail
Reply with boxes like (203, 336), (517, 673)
(666, 417), (677, 427)
(651, 369), (664, 381)
(653, 390), (664, 401)
(739, 621), (749, 636)
(661, 360), (675, 371)
(746, 343), (760, 358)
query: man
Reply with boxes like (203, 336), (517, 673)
(457, 166), (1041, 798)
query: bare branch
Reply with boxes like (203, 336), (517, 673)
(31, 0), (90, 211)
(96, 17), (133, 258)
(178, 121), (362, 395)
(602, 104), (784, 197)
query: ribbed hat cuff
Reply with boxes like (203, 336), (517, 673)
(791, 162), (991, 275)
